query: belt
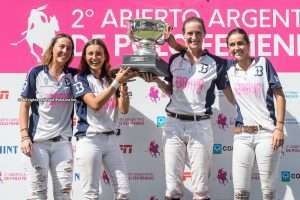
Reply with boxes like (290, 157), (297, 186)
(233, 125), (264, 134)
(76, 129), (121, 141)
(101, 130), (115, 135)
(166, 110), (210, 121)
(48, 135), (72, 142)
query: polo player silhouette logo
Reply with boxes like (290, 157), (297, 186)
(102, 170), (110, 184)
(217, 168), (228, 185)
(148, 86), (160, 103)
(148, 140), (160, 157)
(217, 113), (228, 129)
(11, 4), (60, 62)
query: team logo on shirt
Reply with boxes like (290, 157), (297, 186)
(254, 66), (263, 76)
(73, 82), (84, 95)
(198, 63), (209, 73)
(64, 77), (71, 86)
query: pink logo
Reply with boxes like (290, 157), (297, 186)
(102, 170), (110, 184)
(217, 113), (228, 129)
(148, 86), (160, 103)
(11, 4), (59, 62)
(174, 76), (204, 93)
(102, 97), (117, 111)
(217, 168), (228, 185)
(148, 140), (160, 158)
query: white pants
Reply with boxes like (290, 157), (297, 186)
(25, 140), (73, 200)
(163, 117), (213, 200)
(232, 130), (281, 200)
(75, 134), (130, 200)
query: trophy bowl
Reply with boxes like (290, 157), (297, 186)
(123, 19), (170, 77)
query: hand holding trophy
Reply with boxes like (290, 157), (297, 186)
(123, 19), (170, 77)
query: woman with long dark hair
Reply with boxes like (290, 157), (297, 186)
(226, 28), (286, 200)
(72, 38), (137, 199)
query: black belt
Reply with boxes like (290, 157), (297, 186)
(101, 130), (115, 135)
(76, 129), (121, 141)
(48, 135), (72, 142)
(101, 129), (121, 135)
(166, 110), (210, 121)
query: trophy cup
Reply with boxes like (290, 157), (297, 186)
(123, 19), (170, 77)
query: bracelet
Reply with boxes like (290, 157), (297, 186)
(120, 95), (129, 99)
(277, 120), (285, 124)
(21, 136), (31, 142)
(20, 127), (28, 132)
(111, 79), (120, 90)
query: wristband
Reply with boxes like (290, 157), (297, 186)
(121, 95), (129, 99)
(277, 120), (285, 124)
(21, 135), (31, 142)
(111, 79), (120, 90)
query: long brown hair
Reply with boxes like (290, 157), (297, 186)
(42, 33), (74, 68)
(79, 38), (112, 83)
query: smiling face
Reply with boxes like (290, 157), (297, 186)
(183, 20), (205, 51)
(52, 37), (73, 67)
(85, 44), (106, 72)
(227, 32), (250, 62)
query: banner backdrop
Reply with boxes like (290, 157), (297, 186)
(1, 0), (299, 72)
(0, 1), (299, 200)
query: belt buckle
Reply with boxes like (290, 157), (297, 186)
(175, 113), (178, 119)
(49, 135), (61, 142)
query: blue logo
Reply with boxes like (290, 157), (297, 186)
(213, 144), (222, 154)
(156, 116), (166, 127)
(281, 171), (290, 182)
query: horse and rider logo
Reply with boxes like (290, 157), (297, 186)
(217, 168), (229, 185)
(148, 140), (160, 158)
(148, 86), (160, 103)
(217, 113), (228, 129)
(11, 4), (60, 62)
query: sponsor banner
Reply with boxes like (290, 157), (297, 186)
(1, 0), (299, 72)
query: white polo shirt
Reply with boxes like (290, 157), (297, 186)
(21, 65), (77, 141)
(72, 73), (118, 137)
(227, 57), (282, 131)
(165, 50), (228, 115)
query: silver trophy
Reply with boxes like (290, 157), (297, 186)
(123, 19), (170, 77)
